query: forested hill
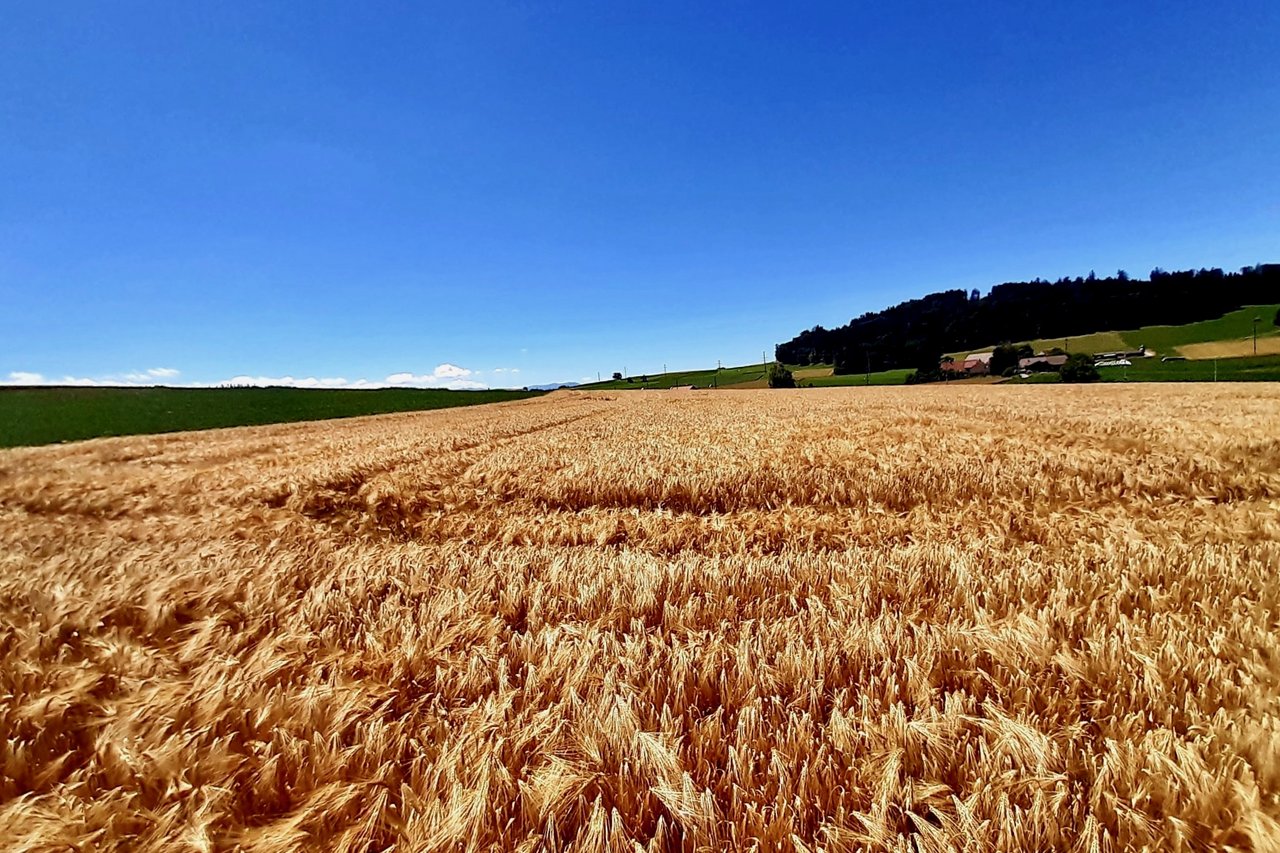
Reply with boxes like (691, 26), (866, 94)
(776, 265), (1280, 374)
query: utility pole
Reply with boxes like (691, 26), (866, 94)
(1254, 316), (1261, 355)
(865, 351), (871, 387)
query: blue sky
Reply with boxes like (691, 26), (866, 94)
(3, 2), (1278, 388)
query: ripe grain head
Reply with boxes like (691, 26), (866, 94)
(2, 385), (1279, 850)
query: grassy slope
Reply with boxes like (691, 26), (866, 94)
(805, 368), (914, 387)
(1005, 355), (1280, 384)
(1119, 305), (1280, 355)
(579, 364), (771, 390)
(950, 305), (1280, 359)
(0, 386), (542, 448)
(1098, 354), (1280, 382)
(580, 308), (1280, 395)
(1178, 337), (1280, 359)
(582, 363), (916, 391)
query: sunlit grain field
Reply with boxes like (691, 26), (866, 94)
(3, 386), (1279, 851)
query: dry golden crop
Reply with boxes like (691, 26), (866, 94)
(3, 385), (1279, 851)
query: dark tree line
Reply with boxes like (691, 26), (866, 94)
(775, 265), (1280, 374)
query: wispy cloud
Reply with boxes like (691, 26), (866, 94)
(120, 367), (181, 382)
(4, 364), (494, 390)
(3, 368), (183, 387)
(383, 364), (485, 389)
(221, 375), (367, 389)
(221, 364), (487, 390)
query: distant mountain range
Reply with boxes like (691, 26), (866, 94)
(527, 382), (580, 391)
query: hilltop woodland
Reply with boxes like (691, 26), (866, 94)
(776, 265), (1280, 375)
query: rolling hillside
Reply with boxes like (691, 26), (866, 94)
(951, 304), (1279, 360)
(577, 363), (913, 390)
(590, 305), (1280, 392)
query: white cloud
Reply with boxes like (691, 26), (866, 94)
(384, 372), (486, 390)
(5, 367), (184, 386)
(59, 376), (113, 386)
(222, 375), (375, 389)
(382, 363), (485, 389)
(2, 372), (142, 387)
(220, 369), (487, 391)
(118, 367), (178, 383)
(385, 363), (475, 384)
(58, 375), (160, 387)
(492, 367), (521, 374)
(5, 363), (493, 391)
(432, 363), (472, 379)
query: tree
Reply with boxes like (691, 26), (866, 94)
(611, 372), (622, 381)
(1059, 353), (1100, 383)
(990, 343), (1033, 376)
(1117, 269), (1130, 281)
(766, 363), (795, 388)
(774, 263), (1280, 377)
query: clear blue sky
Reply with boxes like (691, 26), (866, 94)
(3, 2), (1278, 388)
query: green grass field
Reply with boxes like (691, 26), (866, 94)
(803, 368), (914, 387)
(578, 363), (772, 390)
(1096, 354), (1280, 383)
(1003, 354), (1280, 384)
(0, 386), (543, 448)
(578, 362), (915, 390)
(1118, 305), (1279, 355)
(952, 305), (1280, 359)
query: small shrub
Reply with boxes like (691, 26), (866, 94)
(1060, 353), (1100, 383)
(766, 363), (795, 388)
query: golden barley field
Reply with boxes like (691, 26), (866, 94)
(3, 386), (1280, 852)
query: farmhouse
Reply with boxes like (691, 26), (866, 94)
(940, 352), (992, 376)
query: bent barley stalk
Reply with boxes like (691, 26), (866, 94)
(2, 385), (1280, 851)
